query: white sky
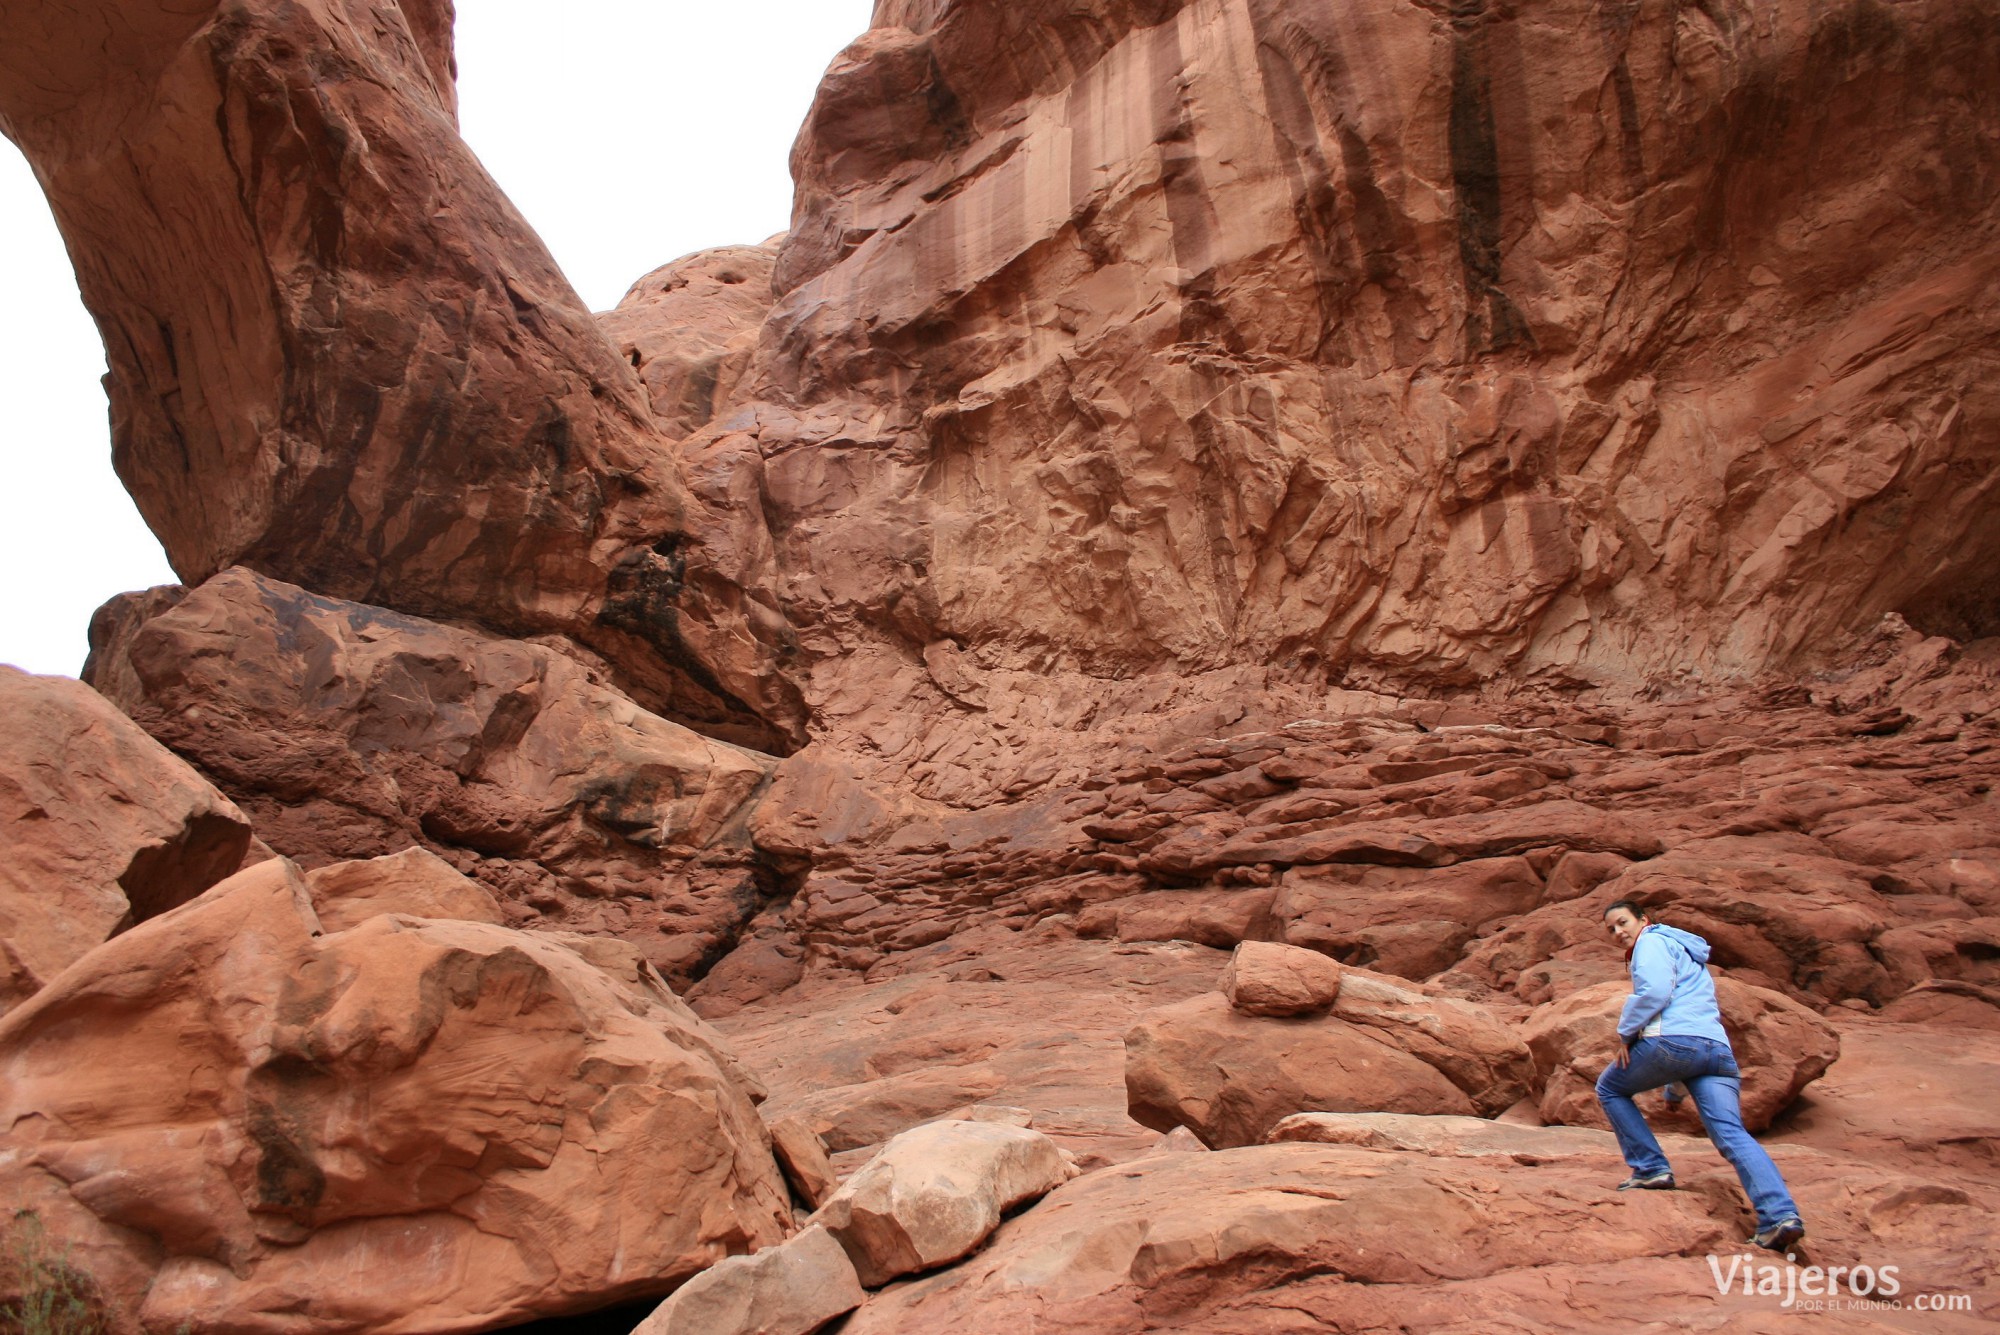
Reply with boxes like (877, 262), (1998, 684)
(0, 1), (875, 677)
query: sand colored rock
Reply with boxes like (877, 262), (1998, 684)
(767, 1114), (841, 1210)
(598, 243), (781, 443)
(0, 857), (792, 1334)
(632, 1224), (864, 1335)
(811, 1119), (1075, 1287)
(85, 568), (777, 985)
(302, 847), (505, 933)
(1124, 992), (1475, 1148)
(1221, 939), (1341, 1016)
(1266, 1110), (1623, 1160)
(836, 1131), (1995, 1334)
(1522, 977), (1841, 1130)
(0, 666), (251, 1016)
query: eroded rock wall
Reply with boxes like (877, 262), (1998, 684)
(711, 0), (2000, 707)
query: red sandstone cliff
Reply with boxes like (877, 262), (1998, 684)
(3, 1), (1999, 1332)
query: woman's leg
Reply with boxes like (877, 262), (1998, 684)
(1594, 1039), (1689, 1175)
(1684, 1072), (1802, 1228)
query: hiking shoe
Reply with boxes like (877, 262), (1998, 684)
(1750, 1217), (1805, 1252)
(1615, 1170), (1675, 1191)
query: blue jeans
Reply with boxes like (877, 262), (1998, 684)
(1595, 1034), (1801, 1229)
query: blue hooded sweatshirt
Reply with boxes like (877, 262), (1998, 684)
(1617, 924), (1731, 1046)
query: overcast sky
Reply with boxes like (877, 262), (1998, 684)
(0, 1), (875, 677)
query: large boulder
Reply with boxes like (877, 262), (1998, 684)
(1329, 967), (1535, 1115)
(1521, 977), (1841, 1130)
(0, 666), (251, 1017)
(302, 847), (506, 933)
(0, 857), (792, 1334)
(632, 1224), (865, 1335)
(85, 568), (778, 985)
(1221, 940), (1342, 1016)
(1124, 992), (1475, 1149)
(810, 1119), (1076, 1287)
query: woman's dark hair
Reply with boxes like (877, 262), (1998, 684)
(1602, 898), (1648, 921)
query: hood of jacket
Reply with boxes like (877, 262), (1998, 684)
(1647, 924), (1712, 966)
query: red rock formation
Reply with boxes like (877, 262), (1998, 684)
(738, 0), (2000, 697)
(84, 567), (783, 985)
(836, 1129), (1996, 1332)
(0, 667), (250, 1016)
(0, 858), (792, 1334)
(7, 0), (2000, 1327)
(0, 0), (801, 747)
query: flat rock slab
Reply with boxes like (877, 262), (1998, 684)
(839, 1138), (1997, 1333)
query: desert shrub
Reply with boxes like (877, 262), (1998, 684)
(0, 1210), (106, 1335)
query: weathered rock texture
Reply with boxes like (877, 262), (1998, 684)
(86, 567), (781, 986)
(0, 857), (792, 1335)
(8, 0), (2000, 1327)
(0, 666), (250, 1016)
(1220, 938), (1341, 1016)
(836, 1133), (1996, 1333)
(811, 1119), (1075, 1287)
(1125, 967), (1531, 1147)
(724, 0), (2000, 708)
(303, 846), (507, 934)
(0, 0), (801, 748)
(632, 1224), (864, 1335)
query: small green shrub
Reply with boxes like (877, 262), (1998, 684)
(0, 1210), (107, 1335)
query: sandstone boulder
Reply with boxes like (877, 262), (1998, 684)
(0, 858), (792, 1334)
(86, 568), (777, 985)
(811, 1119), (1075, 1287)
(767, 1114), (841, 1211)
(1221, 940), (1342, 1016)
(1124, 992), (1474, 1149)
(1330, 967), (1535, 1115)
(1521, 978), (1840, 1130)
(303, 847), (505, 933)
(0, 666), (251, 1017)
(632, 1224), (864, 1335)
